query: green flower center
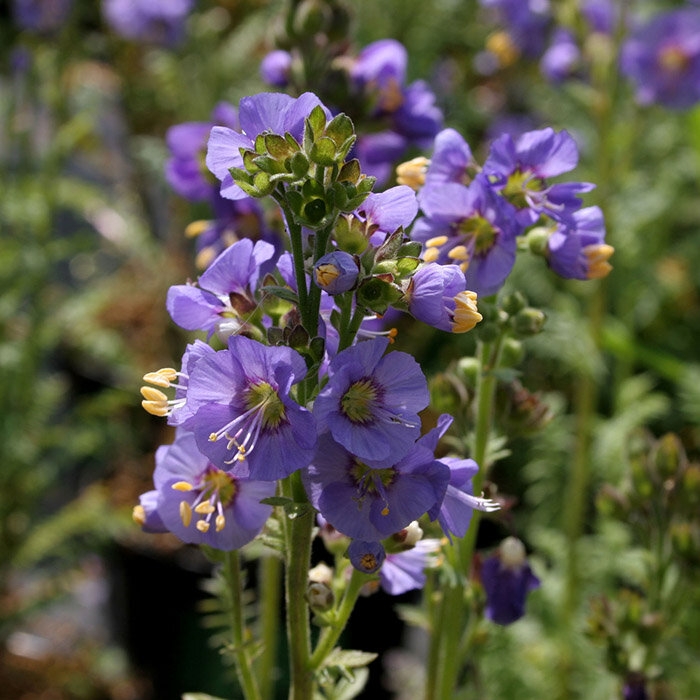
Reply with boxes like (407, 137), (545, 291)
(502, 169), (543, 209)
(246, 381), (286, 429)
(203, 470), (236, 506)
(350, 461), (395, 492)
(459, 215), (497, 255)
(341, 379), (378, 423)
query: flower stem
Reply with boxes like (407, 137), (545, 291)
(258, 553), (282, 700)
(338, 303), (366, 352)
(310, 568), (366, 669)
(282, 471), (314, 700)
(223, 551), (262, 700)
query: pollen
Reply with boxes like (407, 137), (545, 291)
(396, 157), (429, 190)
(423, 247), (440, 263)
(195, 500), (215, 514)
(425, 235), (448, 248)
(209, 432), (218, 442)
(360, 553), (377, 571)
(381, 506), (390, 516)
(583, 243), (614, 280)
(132, 505), (146, 526)
(216, 515), (226, 532)
(447, 245), (469, 261)
(185, 219), (210, 238)
(180, 501), (192, 527)
(172, 481), (194, 492)
(387, 328), (398, 344)
(196, 520), (210, 533)
(460, 261), (469, 273)
(315, 263), (341, 288)
(140, 386), (168, 402)
(486, 31), (519, 67)
(142, 400), (169, 417)
(452, 290), (483, 333)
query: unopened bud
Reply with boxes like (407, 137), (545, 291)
(500, 290), (527, 316)
(512, 307), (546, 337)
(654, 433), (687, 481)
(309, 562), (334, 585)
(500, 337), (524, 367)
(499, 536), (526, 569)
(456, 356), (480, 387)
(393, 521), (423, 549)
(307, 582), (334, 612)
(429, 373), (467, 414)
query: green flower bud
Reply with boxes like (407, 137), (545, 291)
(512, 307), (546, 337)
(500, 337), (524, 367)
(306, 582), (334, 612)
(456, 357), (480, 387)
(526, 226), (551, 256)
(653, 433), (687, 481)
(430, 373), (467, 415)
(500, 290), (527, 315)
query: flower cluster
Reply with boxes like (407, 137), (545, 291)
(409, 125), (611, 295)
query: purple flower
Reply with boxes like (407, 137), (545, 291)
(303, 430), (449, 541)
(348, 540), (386, 574)
(483, 127), (594, 225)
(424, 128), (475, 187)
(359, 185), (419, 240)
(622, 674), (649, 700)
(379, 539), (441, 595)
(13, 0), (72, 32)
(314, 251), (359, 295)
(260, 50), (293, 88)
(481, 537), (540, 625)
(103, 0), (194, 45)
(166, 238), (276, 338)
(140, 339), (216, 426)
(352, 39), (407, 100)
(582, 0), (616, 35)
(414, 174), (520, 297)
(185, 335), (316, 480)
(356, 131), (408, 185)
(206, 92), (331, 201)
(312, 338), (428, 466)
(480, 0), (552, 58)
(166, 103), (239, 202)
(547, 206), (613, 280)
(150, 431), (275, 550)
(541, 29), (580, 83)
(393, 80), (443, 147)
(620, 9), (700, 110)
(132, 490), (167, 533)
(404, 263), (482, 334)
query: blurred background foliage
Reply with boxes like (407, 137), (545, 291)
(1, 0), (699, 698)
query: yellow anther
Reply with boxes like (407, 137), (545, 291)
(215, 515), (226, 532)
(156, 368), (178, 381)
(209, 432), (218, 442)
(236, 454), (246, 462)
(423, 247), (440, 263)
(142, 400), (169, 417)
(460, 261), (469, 273)
(196, 246), (217, 270)
(195, 500), (215, 514)
(452, 290), (483, 333)
(132, 505), (146, 526)
(387, 328), (398, 345)
(143, 372), (171, 388)
(172, 481), (194, 492)
(140, 386), (168, 402)
(238, 446), (246, 454)
(425, 235), (448, 248)
(180, 501), (192, 528)
(447, 245), (470, 261)
(185, 219), (211, 238)
(381, 506), (390, 516)
(196, 520), (210, 533)
(396, 156), (430, 190)
(360, 553), (377, 571)
(486, 30), (519, 67)
(315, 264), (340, 288)
(584, 244), (614, 280)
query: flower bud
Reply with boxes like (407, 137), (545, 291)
(334, 214), (369, 255)
(512, 308), (546, 337)
(309, 562), (334, 585)
(314, 251), (359, 294)
(392, 521), (423, 549)
(307, 582), (335, 612)
(456, 356), (480, 387)
(500, 291), (527, 316)
(348, 540), (385, 574)
(653, 433), (687, 481)
(500, 337), (524, 367)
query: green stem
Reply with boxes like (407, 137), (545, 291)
(223, 551), (262, 700)
(282, 472), (314, 700)
(338, 304), (366, 352)
(310, 568), (366, 669)
(424, 576), (446, 700)
(258, 554), (282, 700)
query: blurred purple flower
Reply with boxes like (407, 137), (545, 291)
(480, 0), (552, 58)
(12, 0), (72, 32)
(541, 29), (580, 83)
(260, 50), (293, 87)
(379, 539), (441, 594)
(620, 9), (700, 109)
(103, 0), (194, 45)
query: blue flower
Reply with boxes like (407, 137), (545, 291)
(260, 50), (293, 87)
(104, 0), (194, 45)
(147, 431), (275, 550)
(540, 29), (580, 83)
(379, 539), (441, 595)
(314, 251), (359, 295)
(312, 338), (428, 466)
(185, 335), (317, 481)
(348, 540), (386, 574)
(481, 537), (540, 625)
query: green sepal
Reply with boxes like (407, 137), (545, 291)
(337, 135), (357, 162)
(310, 137), (338, 167)
(331, 182), (349, 209)
(338, 158), (361, 184)
(308, 104), (328, 140)
(397, 241), (422, 257)
(269, 172), (298, 185)
(260, 496), (293, 507)
(324, 113), (354, 147)
(242, 150), (260, 173)
(396, 256), (421, 276)
(237, 180), (261, 197)
(375, 229), (405, 261)
(265, 133), (296, 159)
(253, 171), (273, 196)
(253, 155), (285, 174)
(290, 151), (310, 178)
(288, 324), (310, 349)
(228, 166), (252, 184)
(260, 285), (300, 305)
(287, 190), (305, 216)
(303, 198), (328, 224)
(334, 215), (368, 255)
(254, 133), (267, 154)
(357, 176), (376, 194)
(309, 336), (326, 361)
(267, 327), (284, 345)
(344, 193), (371, 211)
(285, 131), (301, 150)
(302, 178), (325, 198)
(356, 277), (400, 313)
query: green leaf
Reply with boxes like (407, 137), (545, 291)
(260, 496), (293, 506)
(308, 105), (328, 140)
(261, 285), (300, 305)
(322, 648), (378, 669)
(396, 257), (421, 275)
(325, 113), (354, 147)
